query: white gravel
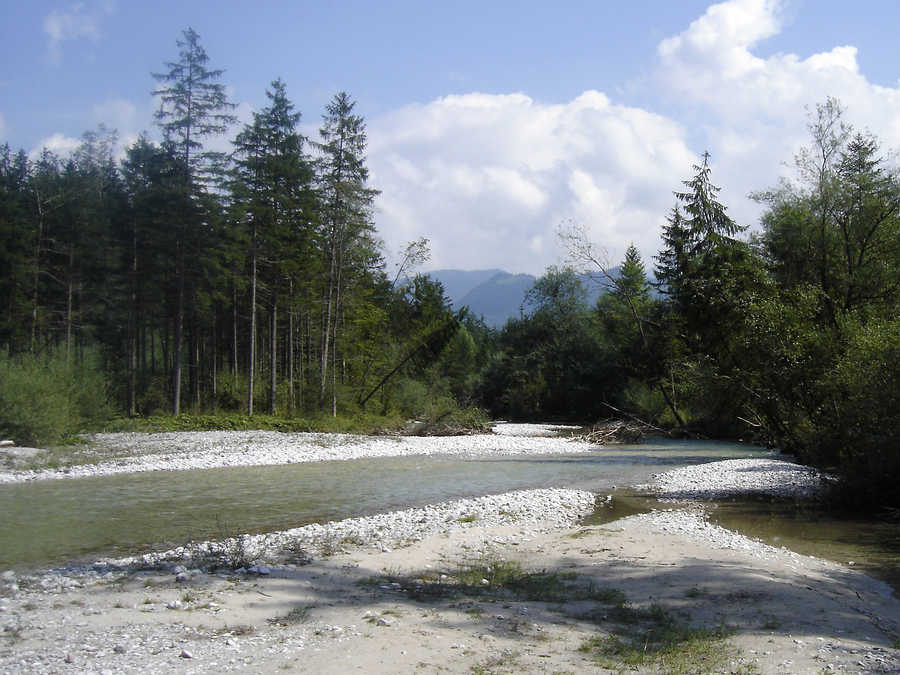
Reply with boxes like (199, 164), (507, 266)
(0, 424), (595, 483)
(10, 488), (597, 584)
(626, 508), (799, 561)
(647, 457), (825, 500)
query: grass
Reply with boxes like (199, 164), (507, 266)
(457, 513), (479, 523)
(578, 605), (737, 674)
(361, 553), (626, 607)
(103, 411), (408, 435)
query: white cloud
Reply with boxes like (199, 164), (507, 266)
(365, 0), (900, 277)
(368, 92), (695, 275)
(44, 1), (115, 65)
(31, 132), (81, 159)
(653, 0), (900, 236)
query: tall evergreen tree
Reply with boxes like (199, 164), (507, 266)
(231, 78), (316, 415)
(152, 27), (235, 414)
(316, 92), (380, 415)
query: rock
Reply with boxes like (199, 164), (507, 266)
(180, 649), (193, 659)
(376, 617), (394, 627)
(113, 644), (127, 654)
(175, 572), (189, 583)
(173, 565), (187, 575)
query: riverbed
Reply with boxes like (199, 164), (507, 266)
(0, 431), (770, 569)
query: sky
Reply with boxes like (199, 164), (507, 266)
(3, 0), (900, 275)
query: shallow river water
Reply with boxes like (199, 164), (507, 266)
(2, 438), (898, 596)
(1, 439), (766, 569)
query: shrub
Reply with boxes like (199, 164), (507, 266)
(0, 349), (112, 446)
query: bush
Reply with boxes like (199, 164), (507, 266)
(0, 349), (112, 446)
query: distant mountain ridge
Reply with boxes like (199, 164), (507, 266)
(426, 268), (617, 328)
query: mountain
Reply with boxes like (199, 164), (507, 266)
(425, 269), (505, 305)
(457, 272), (536, 327)
(426, 267), (642, 328)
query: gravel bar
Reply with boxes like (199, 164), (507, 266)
(0, 424), (594, 483)
(646, 457), (825, 500)
(10, 488), (597, 585)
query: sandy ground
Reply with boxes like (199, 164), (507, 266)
(3, 511), (899, 674)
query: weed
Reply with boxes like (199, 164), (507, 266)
(685, 586), (707, 598)
(22, 602), (38, 611)
(726, 589), (766, 602)
(141, 597), (154, 605)
(457, 513), (479, 523)
(761, 616), (782, 630)
(579, 604), (736, 674)
(269, 605), (312, 626)
(227, 624), (256, 636)
(181, 590), (197, 603)
(2, 624), (23, 643)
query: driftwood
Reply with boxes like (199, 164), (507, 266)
(578, 420), (653, 444)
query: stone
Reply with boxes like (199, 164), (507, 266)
(180, 649), (193, 659)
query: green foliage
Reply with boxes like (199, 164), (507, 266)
(0, 350), (111, 445)
(104, 410), (406, 435)
(483, 267), (616, 421)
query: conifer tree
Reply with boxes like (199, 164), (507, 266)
(231, 79), (315, 415)
(316, 92), (380, 415)
(152, 27), (235, 414)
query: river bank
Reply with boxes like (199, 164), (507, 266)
(2, 446), (900, 673)
(0, 424), (589, 483)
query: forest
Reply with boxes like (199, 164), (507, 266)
(1, 31), (898, 511)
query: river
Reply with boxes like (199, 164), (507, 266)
(2, 437), (897, 596)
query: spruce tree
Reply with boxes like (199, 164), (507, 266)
(316, 92), (380, 415)
(152, 27), (235, 414)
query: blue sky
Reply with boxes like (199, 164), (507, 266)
(3, 1), (900, 274)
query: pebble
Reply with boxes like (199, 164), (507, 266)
(0, 424), (593, 484)
(648, 458), (824, 500)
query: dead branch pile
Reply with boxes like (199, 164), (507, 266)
(578, 419), (656, 444)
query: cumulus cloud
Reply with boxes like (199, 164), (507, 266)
(365, 0), (900, 276)
(656, 0), (900, 227)
(368, 92), (694, 275)
(44, 1), (115, 65)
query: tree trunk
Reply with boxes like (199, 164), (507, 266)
(128, 216), (138, 416)
(171, 237), (184, 416)
(65, 243), (74, 363)
(231, 280), (238, 387)
(30, 191), (45, 355)
(269, 295), (277, 415)
(247, 234), (257, 416)
(288, 279), (295, 412)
